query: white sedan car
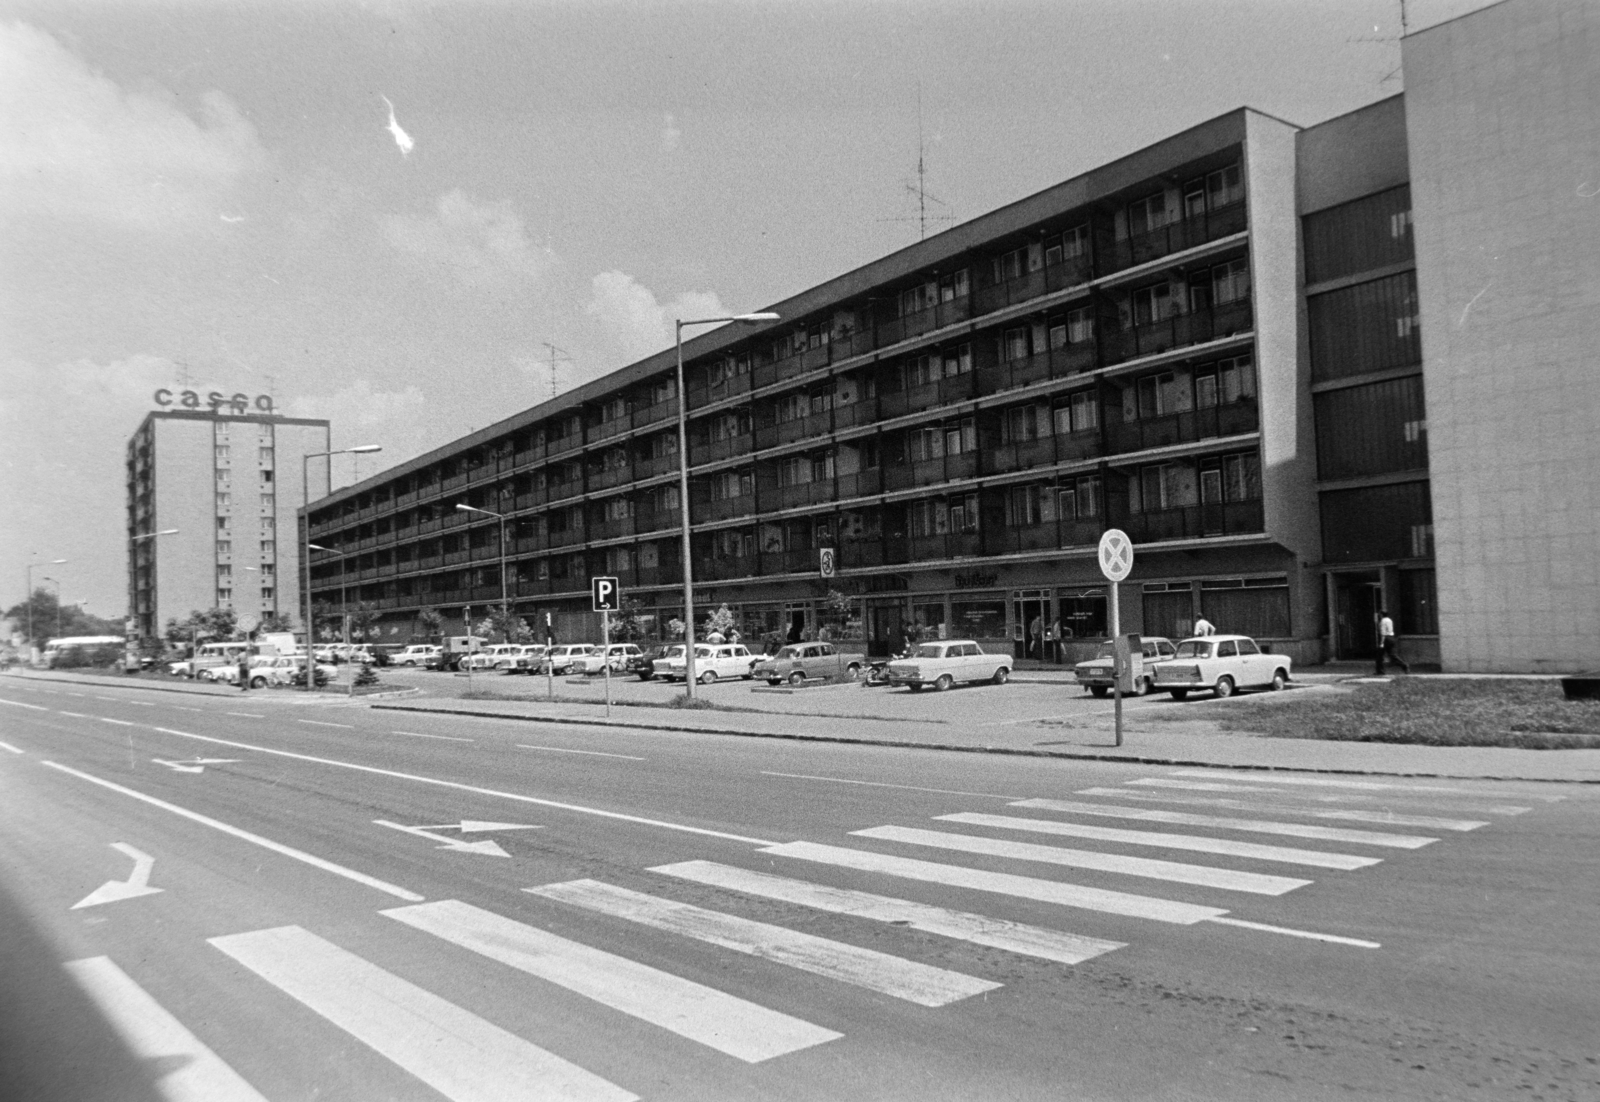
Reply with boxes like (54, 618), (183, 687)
(1150, 634), (1292, 700)
(654, 643), (758, 684)
(884, 640), (1011, 692)
(1074, 636), (1177, 697)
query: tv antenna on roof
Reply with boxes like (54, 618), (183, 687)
(878, 87), (955, 242)
(1347, 0), (1409, 86)
(541, 343), (572, 402)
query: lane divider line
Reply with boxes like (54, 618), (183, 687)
(0, 697), (49, 711)
(0, 740), (23, 754)
(390, 731), (474, 742)
(225, 713), (265, 719)
(516, 744), (646, 761)
(298, 719), (354, 729)
(1205, 916), (1380, 949)
(147, 727), (777, 846)
(58, 711), (90, 718)
(39, 761), (423, 902)
(100, 718), (136, 727)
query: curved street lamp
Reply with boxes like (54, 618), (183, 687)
(23, 558), (66, 661)
(674, 312), (780, 698)
(455, 504), (509, 631)
(302, 446), (381, 691)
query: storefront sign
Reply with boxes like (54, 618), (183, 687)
(953, 571), (998, 589)
(154, 389), (276, 415)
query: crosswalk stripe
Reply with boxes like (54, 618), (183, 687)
(1076, 787), (1492, 830)
(385, 899), (837, 1062)
(762, 841), (1227, 924)
(1172, 769), (1559, 798)
(853, 825), (1309, 896)
(530, 879), (998, 1007)
(1013, 799), (1437, 849)
(652, 860), (1125, 965)
(64, 956), (269, 1102)
(936, 813), (1381, 870)
(210, 925), (636, 1102)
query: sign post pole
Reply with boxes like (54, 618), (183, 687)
(545, 612), (555, 703)
(591, 577), (621, 720)
(601, 608), (612, 719)
(1097, 529), (1135, 749)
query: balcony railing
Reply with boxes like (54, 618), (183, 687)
(763, 480), (834, 511)
(1100, 299), (1253, 367)
(835, 469), (881, 499)
(634, 397), (678, 428)
(1106, 201), (1247, 273)
(975, 342), (1096, 396)
(759, 549), (814, 575)
(1115, 498), (1264, 542)
(588, 465), (633, 491)
(872, 295), (971, 349)
(908, 532), (982, 562)
(1105, 398), (1259, 455)
(590, 517), (637, 541)
(693, 496), (756, 524)
(634, 454), (679, 480)
(693, 434), (753, 465)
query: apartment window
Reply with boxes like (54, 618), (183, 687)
(909, 499), (948, 537)
(1058, 475), (1102, 520)
(216, 513), (231, 529)
(1185, 164), (1243, 218)
(1053, 390), (1099, 435)
(260, 540), (274, 554)
(898, 280), (936, 317)
(1003, 404), (1049, 444)
(259, 447), (274, 464)
(909, 427), (944, 462)
(217, 589), (232, 603)
(603, 447), (628, 471)
(1194, 355), (1256, 408)
(258, 469), (274, 486)
(1131, 283), (1177, 326)
(992, 247), (1027, 283)
(712, 530), (753, 559)
(906, 355), (939, 388)
(1007, 484), (1055, 527)
(1128, 191), (1170, 235)
(1044, 224), (1089, 267)
(217, 564), (232, 579)
(809, 388), (832, 415)
(1136, 372), (1190, 419)
(260, 564), (274, 578)
(652, 484), (680, 512)
(939, 269), (969, 301)
(778, 456), (810, 487)
(777, 392), (807, 422)
(711, 411), (750, 441)
(651, 377), (677, 404)
(712, 470), (753, 500)
(941, 344), (972, 376)
(216, 540), (232, 554)
(260, 587), (274, 600)
(949, 492), (978, 532)
(1198, 451), (1262, 502)
(945, 418), (976, 455)
(1002, 327), (1030, 362)
(604, 497), (633, 521)
(1136, 462), (1199, 512)
(650, 432), (677, 459)
(1210, 258), (1251, 306)
(215, 445), (230, 459)
(603, 397), (628, 423)
(260, 495), (274, 510)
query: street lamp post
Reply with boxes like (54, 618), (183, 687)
(128, 529), (177, 663)
(23, 558), (66, 663)
(302, 446), (381, 692)
(674, 312), (780, 698)
(455, 504), (509, 632)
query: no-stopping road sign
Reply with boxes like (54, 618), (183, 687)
(1098, 529), (1134, 582)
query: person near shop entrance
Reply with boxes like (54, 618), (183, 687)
(1193, 614), (1216, 637)
(1376, 609), (1410, 675)
(1028, 614), (1043, 659)
(1046, 618), (1061, 663)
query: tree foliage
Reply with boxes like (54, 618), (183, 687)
(417, 607), (444, 639)
(703, 603), (739, 640)
(163, 608), (238, 649)
(256, 612), (296, 634)
(3, 588), (123, 648)
(606, 597), (651, 642)
(347, 601), (380, 641)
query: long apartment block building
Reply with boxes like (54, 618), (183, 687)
(306, 107), (1326, 664)
(303, 0), (1599, 672)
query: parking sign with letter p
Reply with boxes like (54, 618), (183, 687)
(591, 576), (620, 611)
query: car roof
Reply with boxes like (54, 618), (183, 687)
(1177, 634), (1253, 643)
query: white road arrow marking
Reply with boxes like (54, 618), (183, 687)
(73, 843), (163, 909)
(419, 820), (544, 834)
(153, 758), (239, 774)
(374, 819), (512, 857)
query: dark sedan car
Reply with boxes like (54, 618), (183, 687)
(628, 644), (680, 680)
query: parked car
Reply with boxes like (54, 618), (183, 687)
(753, 642), (864, 686)
(510, 645), (547, 674)
(630, 644), (678, 680)
(884, 639), (1011, 692)
(463, 644), (521, 671)
(424, 635), (487, 672)
(1151, 634), (1292, 700)
(654, 643), (758, 684)
(597, 643), (645, 673)
(542, 644), (599, 675)
(1074, 636), (1177, 697)
(243, 655), (338, 688)
(392, 644), (441, 667)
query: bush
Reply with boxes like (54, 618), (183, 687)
(353, 665), (380, 688)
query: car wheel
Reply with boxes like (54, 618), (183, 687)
(1214, 676), (1236, 699)
(699, 670), (718, 685)
(1270, 669), (1289, 692)
(1133, 676), (1152, 697)
(250, 676), (268, 689)
(844, 663), (862, 681)
(908, 684), (923, 693)
(991, 666), (1010, 685)
(1089, 685), (1109, 698)
(638, 673), (654, 681)
(1169, 689), (1189, 701)
(934, 674), (954, 692)
(788, 671), (806, 686)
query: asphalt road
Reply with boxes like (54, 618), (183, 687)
(1, 678), (1596, 1102)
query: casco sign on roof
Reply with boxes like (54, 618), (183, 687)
(154, 389), (276, 415)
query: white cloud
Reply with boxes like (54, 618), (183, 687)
(661, 112), (681, 152)
(381, 189), (555, 288)
(0, 21), (268, 228)
(584, 270), (729, 367)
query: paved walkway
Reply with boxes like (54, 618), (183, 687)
(9, 668), (1596, 784)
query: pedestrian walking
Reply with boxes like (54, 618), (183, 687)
(1376, 609), (1410, 675)
(237, 647), (252, 691)
(1029, 614), (1043, 659)
(1193, 613), (1216, 637)
(1046, 618), (1062, 663)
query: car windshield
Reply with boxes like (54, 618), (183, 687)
(1094, 643), (1116, 659)
(774, 646), (802, 659)
(1175, 641), (1213, 659)
(912, 644), (944, 659)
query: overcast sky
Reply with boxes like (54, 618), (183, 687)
(1, 0), (1493, 622)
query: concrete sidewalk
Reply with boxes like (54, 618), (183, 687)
(372, 694), (1600, 784)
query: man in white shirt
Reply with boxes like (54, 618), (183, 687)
(1376, 609), (1409, 675)
(1192, 614), (1215, 637)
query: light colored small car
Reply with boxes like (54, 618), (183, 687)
(463, 644), (521, 671)
(597, 643), (645, 672)
(543, 644), (598, 675)
(753, 642), (863, 686)
(1074, 636), (1177, 697)
(393, 645), (441, 667)
(1151, 634), (1292, 700)
(221, 655), (338, 688)
(510, 645), (547, 673)
(884, 639), (1011, 692)
(654, 643), (758, 684)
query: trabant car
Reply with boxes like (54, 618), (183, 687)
(632, 645), (679, 680)
(1074, 636), (1177, 697)
(542, 644), (599, 675)
(884, 640), (1011, 692)
(463, 644), (521, 671)
(211, 655), (337, 688)
(654, 643), (758, 684)
(597, 644), (645, 672)
(509, 645), (547, 673)
(753, 642), (864, 686)
(393, 645), (441, 667)
(1151, 634), (1292, 700)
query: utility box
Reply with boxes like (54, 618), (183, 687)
(1113, 633), (1144, 693)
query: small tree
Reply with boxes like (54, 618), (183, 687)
(311, 601), (342, 642)
(484, 605), (530, 643)
(347, 601), (380, 641)
(257, 612), (295, 634)
(417, 607), (444, 640)
(703, 603), (738, 640)
(606, 597), (650, 642)
(666, 617), (686, 640)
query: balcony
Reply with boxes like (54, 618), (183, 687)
(634, 506), (679, 533)
(839, 540), (888, 569)
(700, 556), (754, 582)
(443, 549), (471, 566)
(1117, 498), (1264, 542)
(548, 525), (585, 549)
(834, 469), (881, 500)
(1107, 201), (1247, 273)
(760, 549), (814, 575)
(908, 532), (982, 562)
(588, 464), (633, 492)
(590, 516), (637, 541)
(634, 397), (678, 428)
(511, 535), (548, 555)
(634, 564), (678, 588)
(986, 435), (1059, 475)
(757, 411), (832, 450)
(513, 445), (543, 468)
(694, 496), (756, 524)
(634, 454), (679, 480)
(693, 434), (753, 465)
(514, 486), (548, 511)
(1100, 299), (1253, 367)
(415, 554), (443, 571)
(468, 542), (503, 563)
(590, 416), (630, 444)
(975, 342), (1096, 397)
(396, 490), (419, 508)
(441, 472), (468, 493)
(548, 478), (584, 501)
(514, 577), (551, 599)
(1105, 398), (1259, 455)
(764, 480), (834, 511)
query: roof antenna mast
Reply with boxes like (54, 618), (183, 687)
(878, 84), (955, 242)
(541, 343), (572, 403)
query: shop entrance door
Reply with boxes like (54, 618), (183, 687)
(866, 602), (905, 658)
(1334, 573), (1382, 660)
(1011, 591), (1051, 663)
